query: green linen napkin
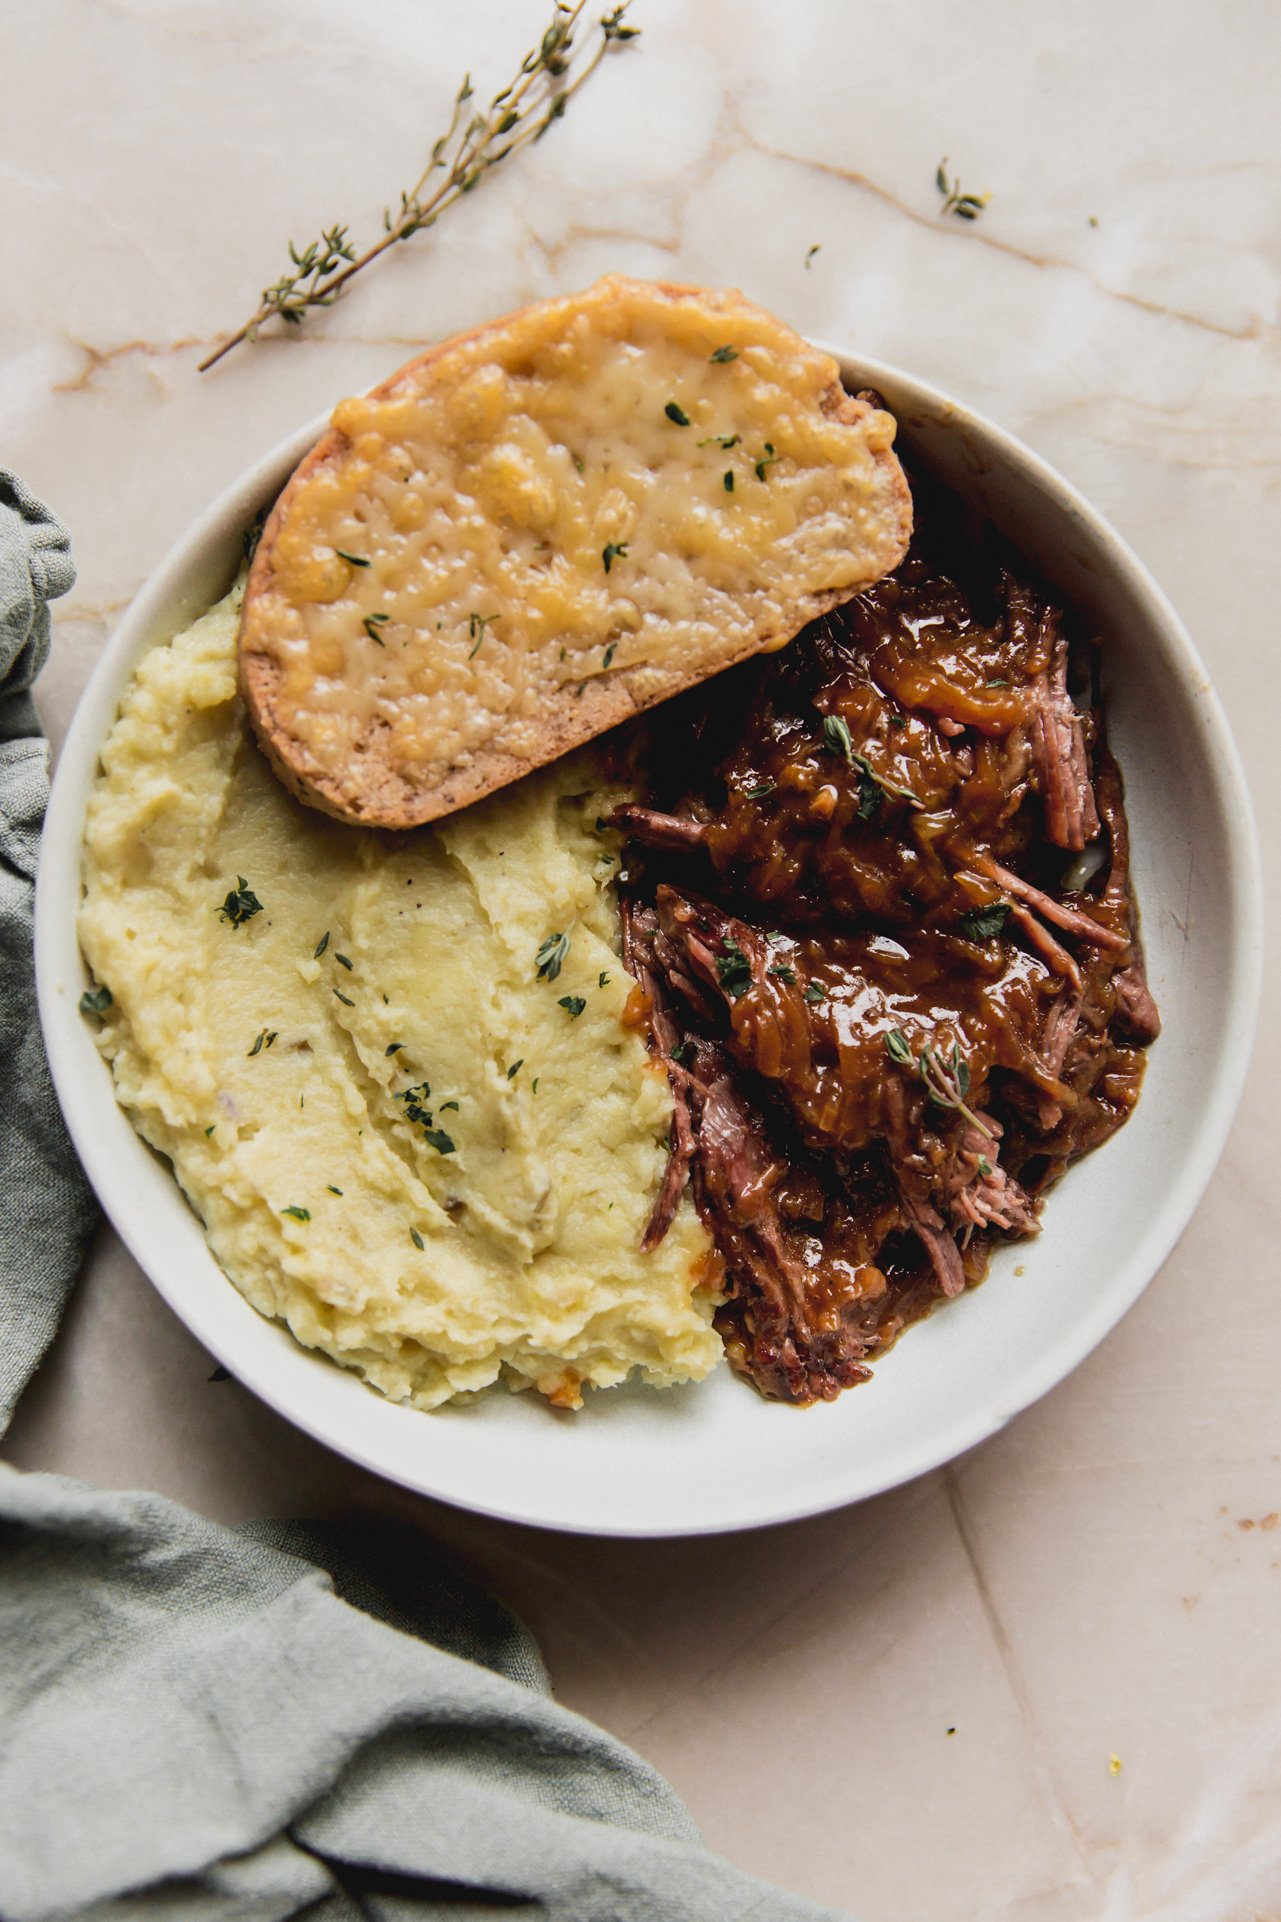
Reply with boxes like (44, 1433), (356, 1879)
(0, 471), (848, 1922)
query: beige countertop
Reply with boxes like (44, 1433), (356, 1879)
(4, 2), (1278, 1914)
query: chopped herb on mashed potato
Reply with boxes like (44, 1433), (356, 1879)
(79, 584), (721, 1410)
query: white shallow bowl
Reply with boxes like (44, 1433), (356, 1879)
(36, 353), (1262, 1537)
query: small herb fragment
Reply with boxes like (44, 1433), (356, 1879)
(334, 952), (353, 970)
(204, 1125), (216, 1138)
(327, 1185), (344, 1195)
(410, 1227), (425, 1250)
(664, 400), (691, 425)
(755, 442), (780, 480)
(958, 904), (1010, 942)
(601, 541), (629, 574)
(79, 985), (113, 1016)
(396, 1081), (455, 1153)
(805, 243), (822, 267)
(883, 1028), (994, 1137)
(723, 470), (734, 493)
(468, 611), (496, 658)
(598, 970), (611, 988)
(716, 937), (753, 1000)
(822, 714), (855, 763)
(314, 931), (330, 958)
(362, 612), (389, 645)
(398, 1080), (431, 1119)
(385, 1042), (404, 1056)
(334, 548), (370, 568)
(936, 157), (991, 222)
(744, 780), (776, 800)
(439, 1099), (459, 1112)
(709, 344), (737, 363)
(507, 1059), (524, 1080)
(803, 983), (826, 1005)
(218, 877), (263, 930)
(247, 1029), (277, 1057)
(559, 994), (587, 1018)
(602, 641), (617, 669)
(535, 931), (570, 981)
(282, 1205), (311, 1222)
(332, 988), (354, 1007)
(671, 1040), (694, 1065)
(697, 432), (739, 449)
(768, 963), (797, 984)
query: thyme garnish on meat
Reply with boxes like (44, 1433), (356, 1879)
(958, 904), (1011, 942)
(884, 1028), (995, 1138)
(820, 715), (923, 810)
(716, 937), (753, 1000)
(198, 2), (641, 372)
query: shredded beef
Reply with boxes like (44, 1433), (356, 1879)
(611, 480), (1159, 1403)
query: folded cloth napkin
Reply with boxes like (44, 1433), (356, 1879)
(0, 472), (848, 1922)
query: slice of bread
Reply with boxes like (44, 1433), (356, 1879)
(239, 276), (912, 828)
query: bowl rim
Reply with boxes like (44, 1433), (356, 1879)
(34, 349), (1265, 1536)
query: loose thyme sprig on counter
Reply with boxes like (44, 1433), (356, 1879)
(198, 2), (641, 372)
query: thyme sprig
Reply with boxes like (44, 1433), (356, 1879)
(820, 714), (923, 811)
(198, 2), (641, 372)
(884, 1028), (995, 1138)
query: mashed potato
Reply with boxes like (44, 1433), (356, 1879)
(79, 584), (721, 1409)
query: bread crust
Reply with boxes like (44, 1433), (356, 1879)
(240, 279), (912, 829)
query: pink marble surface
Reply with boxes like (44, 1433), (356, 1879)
(4, 2), (1279, 1914)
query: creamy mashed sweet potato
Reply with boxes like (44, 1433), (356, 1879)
(79, 584), (721, 1408)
